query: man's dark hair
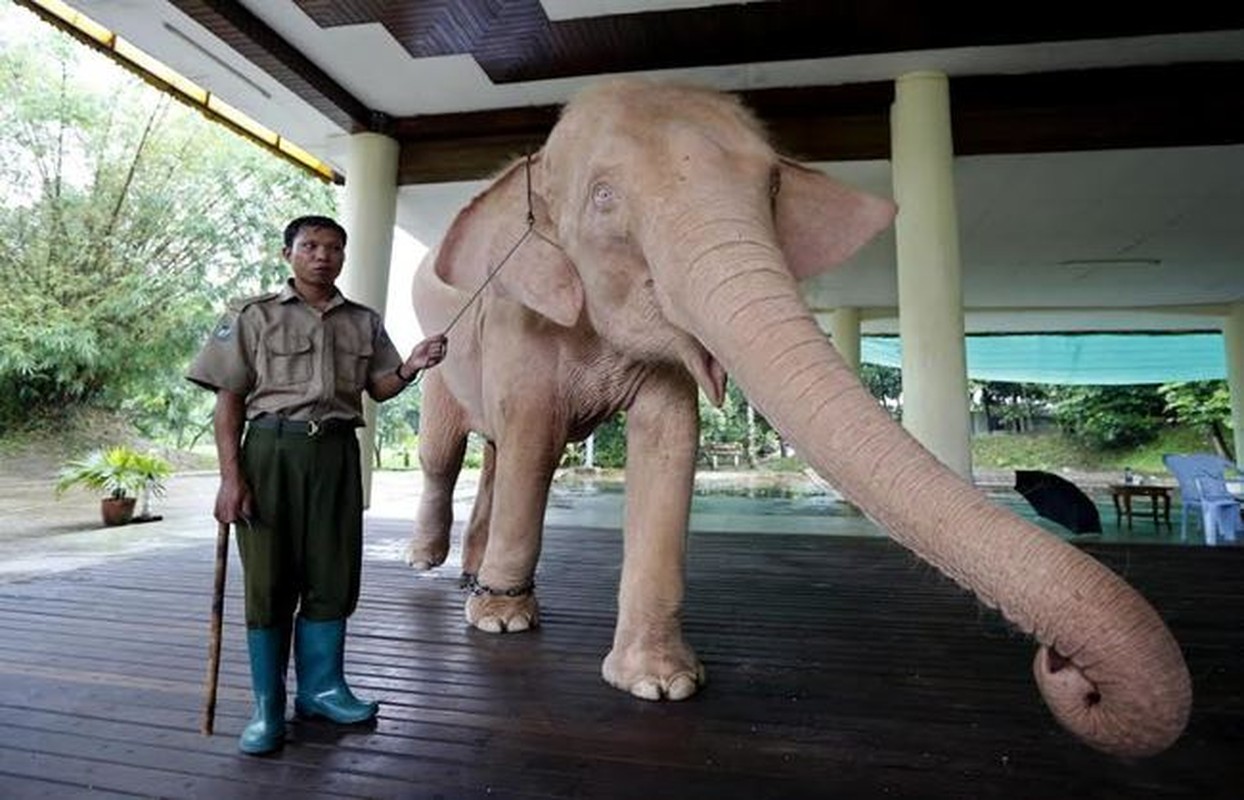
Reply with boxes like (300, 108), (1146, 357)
(283, 215), (347, 248)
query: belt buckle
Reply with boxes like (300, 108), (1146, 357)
(306, 419), (321, 438)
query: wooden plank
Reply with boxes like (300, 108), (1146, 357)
(0, 524), (1241, 798)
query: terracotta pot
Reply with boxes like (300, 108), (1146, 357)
(101, 497), (136, 526)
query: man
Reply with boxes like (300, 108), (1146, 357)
(187, 215), (446, 755)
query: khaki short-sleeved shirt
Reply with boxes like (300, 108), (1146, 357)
(186, 280), (403, 423)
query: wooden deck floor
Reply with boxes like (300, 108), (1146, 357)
(0, 519), (1240, 799)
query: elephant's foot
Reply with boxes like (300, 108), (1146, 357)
(602, 631), (704, 701)
(464, 579), (540, 633)
(404, 530), (449, 571)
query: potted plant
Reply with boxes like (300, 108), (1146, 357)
(56, 446), (172, 526)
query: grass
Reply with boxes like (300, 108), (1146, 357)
(971, 425), (1218, 477)
(354, 426), (1231, 479)
(0, 409), (211, 479)
(0, 408), (135, 461)
(2, 408), (1228, 485)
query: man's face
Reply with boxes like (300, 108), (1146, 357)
(284, 225), (345, 289)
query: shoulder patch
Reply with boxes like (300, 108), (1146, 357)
(212, 314), (237, 341)
(212, 291), (277, 341)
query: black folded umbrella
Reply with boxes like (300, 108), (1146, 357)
(1013, 469), (1103, 534)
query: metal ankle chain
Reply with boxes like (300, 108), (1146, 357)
(463, 573), (535, 598)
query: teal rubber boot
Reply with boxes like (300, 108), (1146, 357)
(238, 626), (289, 755)
(293, 617), (378, 724)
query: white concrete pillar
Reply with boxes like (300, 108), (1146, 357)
(828, 306), (861, 373)
(340, 132), (401, 506)
(891, 71), (972, 479)
(1225, 302), (1244, 465)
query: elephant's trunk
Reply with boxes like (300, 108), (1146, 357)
(662, 236), (1191, 757)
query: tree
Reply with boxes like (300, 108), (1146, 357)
(972, 381), (1051, 433)
(1050, 385), (1166, 450)
(587, 413), (628, 468)
(374, 386), (423, 468)
(1159, 380), (1234, 459)
(859, 363), (902, 418)
(0, 5), (337, 435)
(699, 382), (778, 464)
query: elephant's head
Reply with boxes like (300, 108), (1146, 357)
(484, 79), (1190, 757)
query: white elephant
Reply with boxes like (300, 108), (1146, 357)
(404, 79), (1190, 758)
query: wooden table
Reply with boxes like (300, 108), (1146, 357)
(1109, 483), (1172, 529)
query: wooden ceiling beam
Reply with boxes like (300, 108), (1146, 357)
(294, 0), (1244, 85)
(396, 62), (1244, 184)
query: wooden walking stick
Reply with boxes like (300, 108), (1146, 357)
(200, 520), (230, 735)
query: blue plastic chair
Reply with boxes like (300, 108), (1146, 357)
(1162, 453), (1241, 541)
(1194, 474), (1242, 545)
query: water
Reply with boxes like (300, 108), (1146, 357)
(543, 475), (1206, 544)
(546, 479), (880, 536)
(374, 469), (1218, 546)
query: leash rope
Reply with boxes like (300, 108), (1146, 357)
(410, 153), (550, 384)
(440, 226), (534, 336)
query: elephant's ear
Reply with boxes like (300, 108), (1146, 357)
(490, 155), (583, 327)
(774, 158), (896, 281)
(494, 193), (583, 328)
(437, 154), (584, 328)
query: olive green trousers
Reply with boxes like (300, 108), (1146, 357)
(237, 426), (363, 628)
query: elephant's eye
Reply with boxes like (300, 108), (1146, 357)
(591, 181), (616, 210)
(769, 167), (781, 198)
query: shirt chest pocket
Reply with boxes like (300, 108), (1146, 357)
(337, 337), (374, 390)
(263, 331), (314, 386)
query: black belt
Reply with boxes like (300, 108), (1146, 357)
(247, 416), (359, 437)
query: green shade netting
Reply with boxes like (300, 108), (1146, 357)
(860, 333), (1226, 385)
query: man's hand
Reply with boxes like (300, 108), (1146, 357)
(408, 333), (448, 371)
(212, 389), (252, 524)
(214, 475), (254, 524)
(371, 333), (449, 401)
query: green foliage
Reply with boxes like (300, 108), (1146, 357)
(972, 381), (1052, 432)
(759, 455), (810, 473)
(859, 364), (902, 417)
(56, 445), (171, 500)
(972, 425), (1215, 476)
(374, 386), (423, 467)
(1160, 380), (1232, 429)
(972, 431), (1090, 472)
(121, 379), (216, 450)
(1048, 384), (1166, 450)
(0, 7), (337, 435)
(1115, 425), (1220, 474)
(699, 384), (747, 444)
(463, 432), (487, 469)
(590, 413), (628, 468)
(1158, 380), (1234, 457)
(560, 383), (780, 469)
(699, 382), (778, 459)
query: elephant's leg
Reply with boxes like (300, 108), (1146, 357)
(406, 370), (468, 571)
(458, 439), (496, 584)
(465, 413), (563, 634)
(602, 369), (703, 701)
